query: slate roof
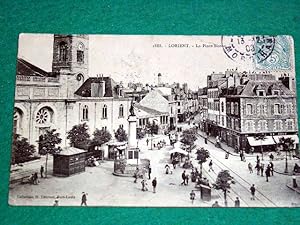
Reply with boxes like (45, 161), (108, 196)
(17, 58), (50, 77)
(75, 77), (118, 97)
(240, 80), (294, 96)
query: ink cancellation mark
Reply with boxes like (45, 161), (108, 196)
(221, 36), (275, 64)
(255, 35), (292, 70)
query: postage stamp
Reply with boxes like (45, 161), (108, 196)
(9, 34), (299, 207)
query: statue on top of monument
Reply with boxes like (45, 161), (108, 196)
(129, 100), (135, 116)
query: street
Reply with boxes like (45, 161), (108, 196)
(9, 130), (300, 207)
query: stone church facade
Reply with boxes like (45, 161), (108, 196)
(13, 35), (131, 149)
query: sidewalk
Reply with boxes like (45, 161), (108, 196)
(10, 156), (52, 184)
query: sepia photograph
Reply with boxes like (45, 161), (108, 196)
(9, 34), (300, 207)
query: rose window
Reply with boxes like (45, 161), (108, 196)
(36, 108), (51, 124)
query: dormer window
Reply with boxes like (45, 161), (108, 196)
(272, 90), (280, 96)
(258, 90), (265, 96)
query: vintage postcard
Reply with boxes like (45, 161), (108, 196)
(9, 34), (300, 207)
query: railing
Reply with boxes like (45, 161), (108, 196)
(16, 75), (60, 83)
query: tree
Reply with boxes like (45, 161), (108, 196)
(90, 128), (112, 148)
(115, 127), (128, 142)
(38, 129), (62, 177)
(213, 170), (234, 207)
(180, 128), (197, 153)
(136, 128), (145, 139)
(196, 147), (210, 175)
(66, 123), (90, 150)
(11, 134), (36, 164)
(279, 137), (295, 173)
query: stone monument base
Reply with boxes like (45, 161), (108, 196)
(113, 158), (150, 177)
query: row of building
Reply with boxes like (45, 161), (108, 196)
(198, 69), (299, 152)
(13, 35), (198, 151)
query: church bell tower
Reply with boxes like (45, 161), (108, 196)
(52, 34), (89, 98)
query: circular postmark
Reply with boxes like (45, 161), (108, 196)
(221, 36), (275, 63)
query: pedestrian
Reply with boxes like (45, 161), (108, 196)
(212, 201), (221, 207)
(53, 199), (59, 206)
(248, 162), (253, 173)
(146, 138), (149, 146)
(269, 162), (274, 176)
(181, 170), (186, 185)
(250, 184), (256, 200)
(255, 163), (260, 175)
(81, 192), (87, 206)
(141, 179), (148, 191)
(190, 190), (196, 204)
(208, 160), (214, 172)
(269, 153), (274, 161)
(240, 151), (244, 161)
(133, 167), (139, 183)
(40, 165), (44, 178)
(185, 174), (189, 185)
(152, 177), (157, 193)
(260, 163), (264, 177)
(234, 197), (240, 207)
(256, 155), (260, 164)
(148, 165), (152, 180)
(165, 164), (170, 174)
(265, 166), (271, 182)
(33, 172), (38, 185)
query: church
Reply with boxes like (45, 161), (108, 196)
(13, 35), (131, 149)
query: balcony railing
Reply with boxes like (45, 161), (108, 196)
(16, 75), (60, 83)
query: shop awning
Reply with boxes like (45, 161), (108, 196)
(247, 136), (276, 146)
(273, 135), (299, 144)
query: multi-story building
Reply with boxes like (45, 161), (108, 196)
(204, 70), (298, 152)
(13, 35), (131, 149)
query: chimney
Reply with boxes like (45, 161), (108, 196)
(158, 73), (162, 85)
(99, 75), (106, 97)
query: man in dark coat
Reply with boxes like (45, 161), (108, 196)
(40, 165), (44, 178)
(269, 162), (274, 176)
(152, 177), (157, 193)
(181, 170), (186, 185)
(250, 184), (256, 200)
(81, 192), (87, 206)
(148, 166), (152, 180)
(265, 166), (271, 182)
(234, 197), (240, 207)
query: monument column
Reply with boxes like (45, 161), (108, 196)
(128, 115), (137, 148)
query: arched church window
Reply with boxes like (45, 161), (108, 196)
(13, 108), (23, 134)
(59, 42), (67, 62)
(82, 105), (89, 121)
(102, 105), (107, 119)
(36, 107), (52, 124)
(119, 104), (124, 118)
(77, 43), (84, 63)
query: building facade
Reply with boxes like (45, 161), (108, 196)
(14, 35), (131, 150)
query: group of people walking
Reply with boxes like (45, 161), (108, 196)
(249, 156), (274, 182)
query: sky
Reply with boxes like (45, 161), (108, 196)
(18, 34), (292, 90)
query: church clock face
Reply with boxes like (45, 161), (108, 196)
(78, 43), (84, 51)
